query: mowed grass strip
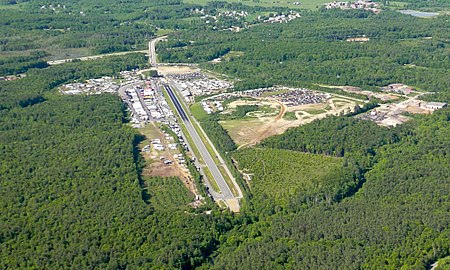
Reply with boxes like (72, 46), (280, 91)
(161, 85), (205, 164)
(218, 165), (239, 197)
(203, 166), (221, 193)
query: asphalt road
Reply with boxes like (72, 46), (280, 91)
(163, 83), (234, 199)
(47, 50), (147, 66)
(149, 36), (166, 66)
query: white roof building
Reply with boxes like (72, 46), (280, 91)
(425, 102), (447, 110)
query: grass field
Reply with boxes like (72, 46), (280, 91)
(222, 51), (244, 61)
(220, 118), (263, 146)
(218, 165), (239, 197)
(184, 0), (330, 9)
(0, 3), (25, 10)
(303, 108), (327, 115)
(203, 166), (221, 193)
(283, 111), (297, 120)
(156, 28), (174, 36)
(140, 123), (162, 139)
(190, 102), (210, 121)
(233, 147), (355, 207)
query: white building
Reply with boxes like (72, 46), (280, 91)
(425, 102), (447, 111)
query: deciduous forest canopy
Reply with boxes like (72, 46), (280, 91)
(1, 0), (449, 269)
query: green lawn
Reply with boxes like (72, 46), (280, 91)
(203, 167), (221, 193)
(156, 28), (174, 36)
(283, 111), (297, 120)
(190, 102), (210, 121)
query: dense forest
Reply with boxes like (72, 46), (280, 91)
(393, 0), (450, 11)
(0, 0), (193, 53)
(1, 0), (450, 269)
(0, 65), (238, 268)
(261, 116), (399, 167)
(0, 0), (296, 76)
(159, 10), (450, 101)
(0, 53), (147, 109)
(212, 110), (450, 269)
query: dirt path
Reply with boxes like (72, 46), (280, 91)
(275, 101), (286, 120)
(232, 96), (359, 149)
(140, 123), (199, 196)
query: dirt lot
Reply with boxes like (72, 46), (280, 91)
(156, 66), (199, 75)
(221, 96), (358, 147)
(139, 123), (199, 195)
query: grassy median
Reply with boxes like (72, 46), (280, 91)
(169, 84), (240, 198)
(161, 84), (225, 194)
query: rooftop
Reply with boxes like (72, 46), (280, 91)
(426, 102), (447, 107)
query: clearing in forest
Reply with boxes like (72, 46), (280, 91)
(156, 66), (199, 75)
(138, 123), (199, 196)
(219, 95), (358, 147)
(233, 147), (358, 207)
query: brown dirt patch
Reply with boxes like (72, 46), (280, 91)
(224, 198), (240, 213)
(156, 66), (199, 75)
(144, 162), (180, 177)
(224, 97), (358, 148)
(139, 123), (199, 195)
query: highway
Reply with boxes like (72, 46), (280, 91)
(47, 50), (147, 66)
(163, 83), (235, 199)
(47, 35), (165, 66)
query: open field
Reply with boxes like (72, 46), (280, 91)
(211, 51), (244, 63)
(202, 166), (221, 193)
(190, 102), (210, 121)
(219, 95), (358, 147)
(233, 147), (354, 207)
(138, 122), (199, 195)
(283, 111), (297, 120)
(155, 28), (175, 36)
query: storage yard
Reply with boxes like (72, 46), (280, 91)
(337, 83), (447, 126)
(59, 76), (118, 95)
(167, 71), (233, 102)
(240, 87), (330, 107)
(358, 99), (447, 126)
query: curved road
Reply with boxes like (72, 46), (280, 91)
(149, 36), (167, 66)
